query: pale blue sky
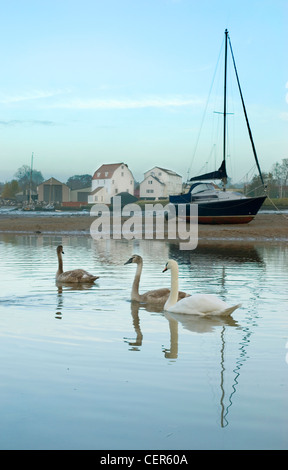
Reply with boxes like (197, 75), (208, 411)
(0, 0), (287, 184)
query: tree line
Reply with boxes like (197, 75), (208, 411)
(0, 166), (92, 199)
(1, 158), (287, 200)
(244, 158), (288, 198)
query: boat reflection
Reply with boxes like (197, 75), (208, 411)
(168, 243), (264, 266)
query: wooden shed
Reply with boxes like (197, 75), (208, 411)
(37, 177), (70, 203)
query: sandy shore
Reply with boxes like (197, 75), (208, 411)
(0, 211), (287, 245)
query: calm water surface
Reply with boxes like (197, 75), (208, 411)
(0, 233), (287, 450)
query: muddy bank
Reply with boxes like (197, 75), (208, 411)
(0, 212), (287, 245)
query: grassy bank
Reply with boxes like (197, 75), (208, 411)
(262, 197), (288, 210)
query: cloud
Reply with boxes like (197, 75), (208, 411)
(0, 89), (71, 104)
(0, 88), (202, 111)
(0, 119), (55, 126)
(48, 96), (202, 110)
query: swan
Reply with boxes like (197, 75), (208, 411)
(56, 245), (99, 283)
(162, 259), (241, 316)
(124, 254), (189, 305)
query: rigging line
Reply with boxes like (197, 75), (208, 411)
(228, 34), (266, 188)
(245, 183), (265, 196)
(187, 37), (225, 181)
(197, 144), (218, 175)
(236, 164), (258, 185)
(266, 195), (288, 220)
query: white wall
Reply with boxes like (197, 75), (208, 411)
(141, 167), (182, 199)
(90, 164), (134, 204)
(139, 175), (165, 199)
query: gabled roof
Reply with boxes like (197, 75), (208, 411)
(39, 177), (67, 186)
(140, 174), (165, 185)
(89, 186), (105, 195)
(92, 163), (126, 180)
(145, 166), (181, 177)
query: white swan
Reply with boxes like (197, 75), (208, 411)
(56, 245), (99, 283)
(162, 259), (241, 316)
(124, 254), (189, 305)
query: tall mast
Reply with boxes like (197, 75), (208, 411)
(228, 34), (266, 187)
(29, 152), (34, 204)
(223, 29), (228, 188)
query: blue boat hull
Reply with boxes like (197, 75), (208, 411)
(169, 195), (266, 224)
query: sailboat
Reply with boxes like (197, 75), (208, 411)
(169, 29), (267, 224)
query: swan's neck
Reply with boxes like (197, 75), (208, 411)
(165, 264), (179, 309)
(57, 252), (63, 276)
(131, 260), (142, 301)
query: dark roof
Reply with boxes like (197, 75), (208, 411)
(92, 163), (126, 180)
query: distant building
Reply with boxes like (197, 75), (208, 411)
(139, 166), (182, 199)
(70, 187), (91, 204)
(88, 163), (135, 204)
(15, 190), (38, 203)
(37, 177), (70, 203)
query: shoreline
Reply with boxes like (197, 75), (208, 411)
(0, 212), (287, 245)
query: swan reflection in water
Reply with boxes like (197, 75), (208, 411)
(55, 282), (97, 318)
(163, 311), (239, 357)
(123, 301), (164, 350)
(125, 301), (252, 428)
(164, 310), (252, 428)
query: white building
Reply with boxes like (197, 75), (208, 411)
(88, 163), (135, 204)
(139, 166), (182, 199)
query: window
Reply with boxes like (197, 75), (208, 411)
(191, 183), (214, 194)
(148, 180), (153, 184)
(146, 189), (154, 194)
(105, 172), (108, 177)
(97, 172), (101, 177)
(121, 172), (124, 176)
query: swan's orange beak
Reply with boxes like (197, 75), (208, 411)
(162, 266), (167, 273)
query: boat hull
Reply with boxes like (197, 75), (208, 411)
(170, 195), (266, 224)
